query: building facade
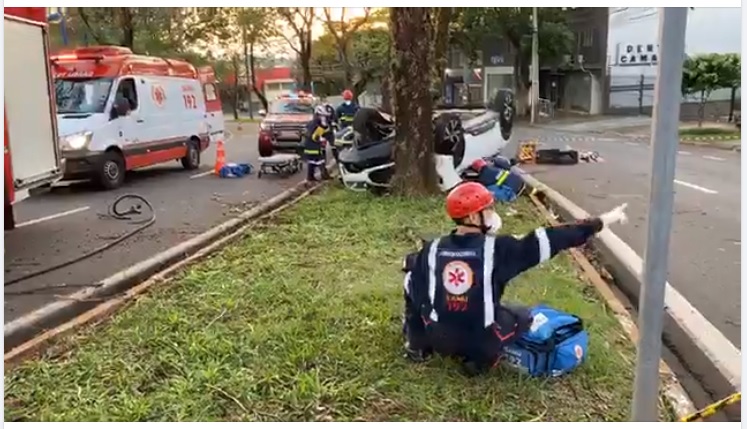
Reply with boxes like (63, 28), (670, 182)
(540, 7), (610, 115)
(607, 7), (742, 117)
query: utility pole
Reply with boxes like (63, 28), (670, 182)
(631, 7), (688, 422)
(530, 7), (540, 124)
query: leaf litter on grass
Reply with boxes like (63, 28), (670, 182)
(5, 186), (665, 421)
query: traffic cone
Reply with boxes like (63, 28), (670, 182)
(214, 139), (226, 175)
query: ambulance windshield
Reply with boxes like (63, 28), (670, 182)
(55, 78), (113, 115)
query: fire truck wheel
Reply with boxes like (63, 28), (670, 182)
(181, 139), (201, 170)
(96, 150), (126, 190)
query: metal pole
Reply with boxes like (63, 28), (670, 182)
(530, 7), (539, 124)
(631, 7), (688, 422)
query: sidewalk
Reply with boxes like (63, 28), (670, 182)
(5, 187), (672, 422)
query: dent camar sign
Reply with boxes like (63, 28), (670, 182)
(616, 43), (659, 66)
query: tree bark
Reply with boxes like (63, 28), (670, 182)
(241, 27), (254, 119)
(231, 54), (241, 121)
(118, 8), (135, 49)
(249, 42), (269, 111)
(389, 7), (438, 196)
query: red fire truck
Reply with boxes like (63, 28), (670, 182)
(4, 8), (64, 230)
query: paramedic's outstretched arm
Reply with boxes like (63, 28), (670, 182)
(496, 204), (628, 282)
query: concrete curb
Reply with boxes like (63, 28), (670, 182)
(5, 181), (328, 365)
(528, 193), (695, 420)
(519, 172), (741, 419)
(4, 169), (330, 351)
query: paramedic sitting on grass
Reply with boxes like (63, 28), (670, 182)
(402, 182), (628, 375)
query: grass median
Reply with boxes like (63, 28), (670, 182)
(5, 186), (662, 422)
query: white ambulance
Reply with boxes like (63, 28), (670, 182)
(51, 46), (225, 189)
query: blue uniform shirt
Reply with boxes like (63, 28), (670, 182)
(336, 102), (359, 127)
(303, 117), (332, 161)
(405, 220), (602, 336)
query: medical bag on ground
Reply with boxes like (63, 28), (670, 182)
(502, 304), (589, 377)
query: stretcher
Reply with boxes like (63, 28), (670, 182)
(257, 154), (303, 178)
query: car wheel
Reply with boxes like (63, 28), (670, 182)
(494, 89), (516, 141)
(181, 140), (201, 170)
(433, 113), (466, 166)
(95, 150), (126, 190)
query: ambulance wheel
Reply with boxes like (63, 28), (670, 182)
(181, 140), (201, 170)
(95, 150), (126, 190)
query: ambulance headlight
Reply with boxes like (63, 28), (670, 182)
(61, 132), (93, 151)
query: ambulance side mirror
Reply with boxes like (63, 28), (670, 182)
(258, 109), (267, 117)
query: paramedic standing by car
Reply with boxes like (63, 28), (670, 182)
(336, 89), (359, 129)
(303, 105), (333, 182)
(401, 182), (628, 375)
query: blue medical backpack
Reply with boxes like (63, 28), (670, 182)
(502, 305), (589, 377)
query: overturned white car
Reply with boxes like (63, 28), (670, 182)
(335, 89), (515, 192)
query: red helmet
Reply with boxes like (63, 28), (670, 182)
(342, 89), (353, 101)
(446, 182), (495, 219)
(470, 158), (488, 171)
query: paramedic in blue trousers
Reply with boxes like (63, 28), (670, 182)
(303, 105), (333, 182)
(336, 89), (359, 130)
(401, 182), (628, 376)
(468, 158), (526, 203)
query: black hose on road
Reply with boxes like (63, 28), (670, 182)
(4, 194), (156, 287)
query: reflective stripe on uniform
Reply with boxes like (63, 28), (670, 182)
(482, 236), (496, 327)
(427, 238), (441, 322)
(304, 149), (321, 155)
(426, 236), (497, 326)
(495, 170), (510, 187)
(534, 227), (551, 263)
(403, 271), (412, 295)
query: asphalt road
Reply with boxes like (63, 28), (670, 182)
(514, 126), (741, 348)
(4, 122), (303, 323)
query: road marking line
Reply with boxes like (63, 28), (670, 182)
(674, 179), (718, 194)
(625, 142), (639, 146)
(678, 151), (691, 155)
(16, 206), (90, 228)
(190, 170), (214, 179)
(703, 155), (726, 161)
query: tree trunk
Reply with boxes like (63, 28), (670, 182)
(241, 27), (254, 119)
(729, 87), (736, 122)
(698, 90), (706, 128)
(231, 55), (240, 121)
(299, 32), (313, 91)
(389, 7), (438, 197)
(118, 8), (135, 50)
(250, 42), (269, 111)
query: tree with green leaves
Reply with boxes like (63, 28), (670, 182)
(389, 7), (439, 196)
(682, 53), (742, 127)
(54, 8), (190, 56)
(320, 7), (372, 92)
(451, 7), (573, 115)
(276, 7), (316, 91)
